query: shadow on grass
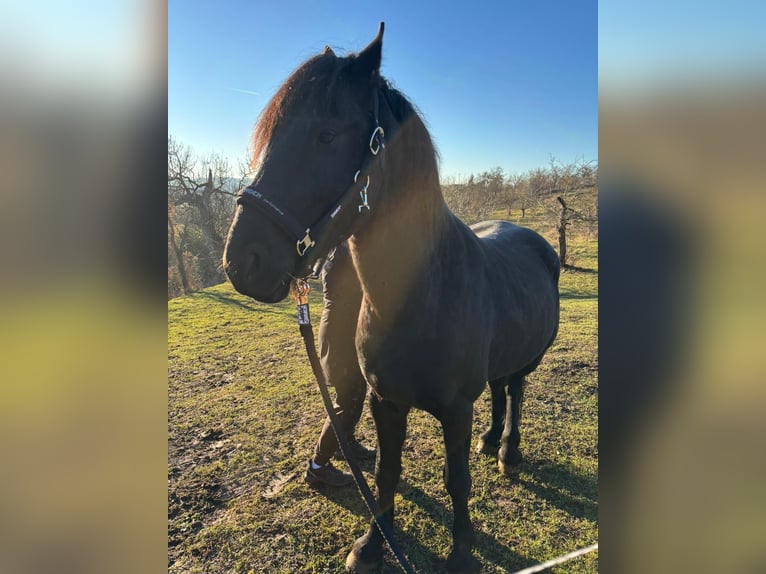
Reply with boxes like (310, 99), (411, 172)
(398, 481), (539, 573)
(304, 474), (443, 573)
(562, 264), (598, 274)
(515, 459), (598, 522)
(559, 291), (598, 300)
(197, 290), (300, 318)
(197, 290), (261, 311)
(312, 475), (538, 573)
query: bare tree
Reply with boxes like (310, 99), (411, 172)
(556, 195), (571, 266)
(168, 201), (191, 295)
(168, 136), (248, 295)
(443, 172), (495, 224)
(552, 160), (598, 267)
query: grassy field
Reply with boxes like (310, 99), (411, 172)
(168, 225), (598, 573)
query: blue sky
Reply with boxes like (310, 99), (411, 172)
(169, 1), (597, 180)
(599, 1), (766, 89)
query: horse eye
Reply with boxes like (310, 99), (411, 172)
(319, 130), (336, 144)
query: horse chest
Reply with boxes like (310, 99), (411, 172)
(356, 319), (488, 411)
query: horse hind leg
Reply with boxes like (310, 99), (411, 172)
(498, 373), (525, 476)
(476, 377), (507, 455)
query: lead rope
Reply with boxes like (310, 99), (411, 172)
(295, 280), (416, 574)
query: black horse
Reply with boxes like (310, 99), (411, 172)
(223, 23), (560, 573)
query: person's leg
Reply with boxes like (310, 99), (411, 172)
(306, 244), (370, 486)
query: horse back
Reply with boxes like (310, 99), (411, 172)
(470, 220), (560, 378)
(471, 220), (560, 281)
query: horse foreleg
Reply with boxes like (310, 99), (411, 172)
(345, 396), (409, 574)
(477, 377), (507, 455)
(442, 400), (481, 573)
(498, 374), (524, 476)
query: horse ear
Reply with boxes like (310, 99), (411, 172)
(323, 45), (335, 56)
(351, 22), (384, 79)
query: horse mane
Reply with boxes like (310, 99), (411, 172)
(250, 51), (341, 170)
(250, 49), (441, 192)
(378, 79), (441, 189)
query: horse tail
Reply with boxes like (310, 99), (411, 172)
(548, 246), (562, 284)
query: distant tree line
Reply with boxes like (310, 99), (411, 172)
(442, 158), (598, 266)
(167, 138), (597, 298)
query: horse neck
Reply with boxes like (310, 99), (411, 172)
(348, 172), (451, 321)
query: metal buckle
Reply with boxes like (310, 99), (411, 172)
(296, 229), (315, 256)
(369, 126), (385, 155)
(295, 279), (311, 305)
(354, 170), (371, 213)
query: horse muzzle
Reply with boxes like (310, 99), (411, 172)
(223, 227), (294, 303)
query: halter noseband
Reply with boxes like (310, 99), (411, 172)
(236, 89), (386, 267)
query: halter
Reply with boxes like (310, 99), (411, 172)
(236, 89), (386, 270)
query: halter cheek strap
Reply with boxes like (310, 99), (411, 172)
(235, 187), (313, 253)
(236, 88), (387, 266)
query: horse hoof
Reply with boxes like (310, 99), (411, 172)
(445, 549), (481, 573)
(498, 459), (522, 476)
(345, 550), (382, 573)
(476, 438), (498, 456)
(345, 531), (384, 573)
(346, 537), (383, 574)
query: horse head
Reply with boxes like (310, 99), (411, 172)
(223, 23), (387, 302)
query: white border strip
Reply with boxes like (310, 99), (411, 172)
(510, 543), (598, 574)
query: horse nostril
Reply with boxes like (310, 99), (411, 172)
(250, 251), (261, 273)
(245, 243), (267, 279)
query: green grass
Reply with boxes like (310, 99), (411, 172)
(168, 227), (597, 573)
